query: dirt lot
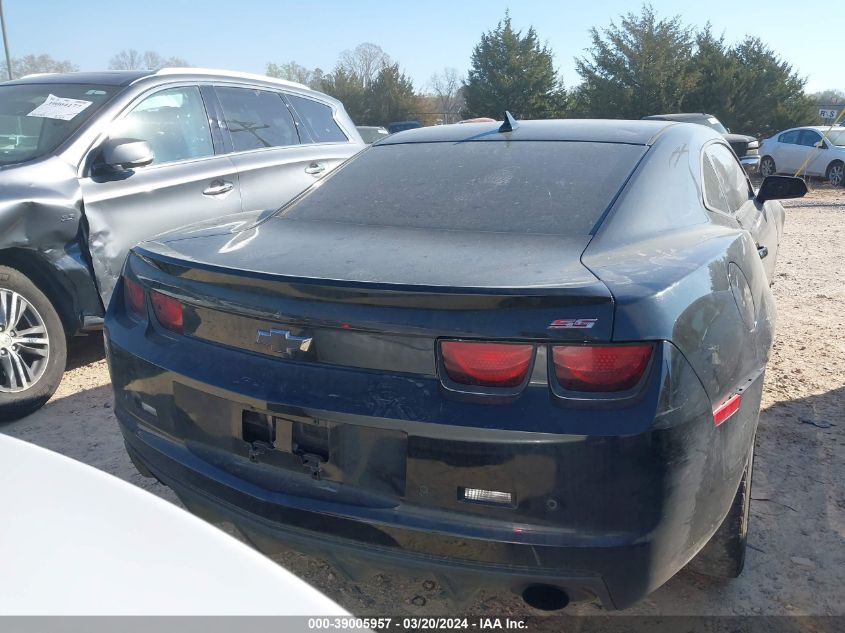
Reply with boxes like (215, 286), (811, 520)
(2, 186), (843, 617)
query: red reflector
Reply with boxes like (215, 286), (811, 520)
(441, 341), (533, 388)
(150, 290), (183, 333)
(552, 344), (653, 392)
(713, 393), (742, 427)
(124, 278), (145, 316)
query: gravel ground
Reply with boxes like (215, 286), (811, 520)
(2, 185), (843, 618)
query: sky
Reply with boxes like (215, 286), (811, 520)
(2, 0), (842, 94)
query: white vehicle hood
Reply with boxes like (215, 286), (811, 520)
(0, 435), (348, 615)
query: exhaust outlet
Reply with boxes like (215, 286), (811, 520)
(521, 584), (570, 611)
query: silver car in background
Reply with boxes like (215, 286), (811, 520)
(0, 68), (363, 419)
(759, 125), (845, 186)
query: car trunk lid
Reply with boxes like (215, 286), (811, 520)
(135, 217), (616, 348)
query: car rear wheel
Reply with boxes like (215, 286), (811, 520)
(827, 161), (844, 187)
(760, 156), (776, 178)
(687, 442), (754, 578)
(0, 266), (67, 422)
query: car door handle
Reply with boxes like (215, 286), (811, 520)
(757, 245), (768, 259)
(203, 180), (234, 196)
(304, 162), (326, 175)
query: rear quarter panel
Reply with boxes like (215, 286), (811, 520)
(583, 125), (775, 539)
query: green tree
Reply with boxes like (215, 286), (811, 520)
(574, 4), (698, 118)
(320, 66), (366, 123)
(463, 12), (565, 119)
(684, 31), (816, 136)
(725, 37), (816, 136)
(266, 61), (325, 90)
(365, 63), (417, 125)
(319, 43), (417, 125)
(682, 27), (740, 119)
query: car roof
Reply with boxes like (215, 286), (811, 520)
(378, 119), (677, 146)
(643, 113), (714, 122)
(779, 126), (845, 133)
(2, 67), (311, 91)
(2, 70), (150, 86)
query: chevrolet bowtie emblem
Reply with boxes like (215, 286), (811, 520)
(255, 328), (313, 355)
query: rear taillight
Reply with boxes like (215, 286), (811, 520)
(124, 277), (145, 317)
(150, 290), (183, 334)
(441, 341), (534, 388)
(552, 344), (653, 392)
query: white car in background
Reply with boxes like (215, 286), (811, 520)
(759, 125), (845, 186)
(0, 434), (348, 616)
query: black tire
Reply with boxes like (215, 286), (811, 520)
(760, 156), (777, 178)
(827, 161), (844, 187)
(687, 443), (754, 578)
(0, 265), (67, 422)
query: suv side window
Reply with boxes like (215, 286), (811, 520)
(778, 130), (800, 144)
(704, 144), (754, 214)
(286, 94), (347, 143)
(797, 129), (822, 147)
(111, 86), (214, 165)
(216, 87), (299, 152)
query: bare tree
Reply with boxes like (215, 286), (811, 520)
(109, 49), (189, 71)
(109, 48), (144, 70)
(428, 68), (464, 123)
(4, 53), (77, 79)
(337, 43), (390, 87)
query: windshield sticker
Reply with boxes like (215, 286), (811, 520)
(707, 117), (720, 125)
(27, 94), (93, 121)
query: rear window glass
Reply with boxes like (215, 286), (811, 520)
(287, 94), (347, 143)
(280, 141), (646, 234)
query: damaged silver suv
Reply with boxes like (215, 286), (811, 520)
(0, 69), (363, 420)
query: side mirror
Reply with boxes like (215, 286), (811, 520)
(814, 140), (828, 149)
(756, 175), (808, 203)
(102, 138), (154, 169)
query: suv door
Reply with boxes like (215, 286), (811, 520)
(706, 143), (782, 282)
(212, 86), (357, 213)
(79, 85), (242, 304)
(212, 86), (321, 213)
(285, 92), (359, 171)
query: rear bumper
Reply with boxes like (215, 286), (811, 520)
(106, 324), (760, 610)
(123, 433), (614, 606)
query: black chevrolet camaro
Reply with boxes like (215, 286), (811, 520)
(105, 118), (806, 610)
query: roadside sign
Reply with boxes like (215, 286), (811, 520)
(819, 108), (839, 120)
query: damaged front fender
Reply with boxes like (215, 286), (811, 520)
(0, 157), (103, 331)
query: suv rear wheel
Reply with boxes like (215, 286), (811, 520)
(0, 266), (67, 421)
